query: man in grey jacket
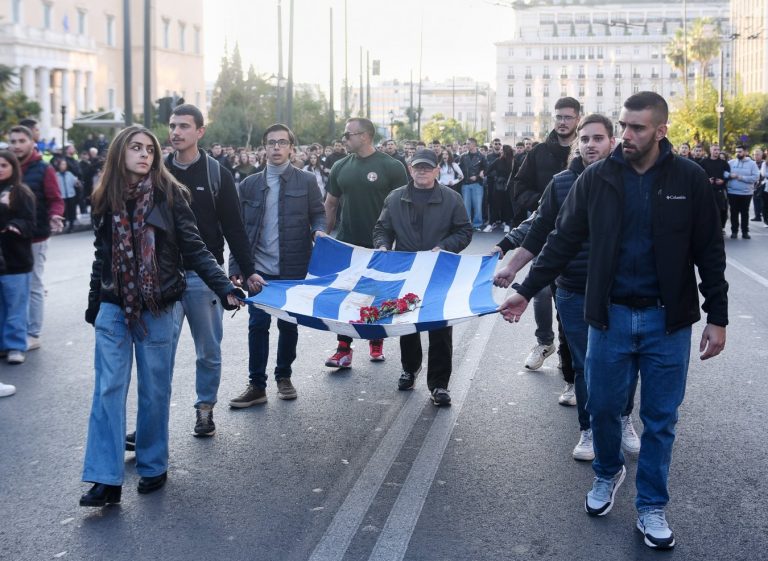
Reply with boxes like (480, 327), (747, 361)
(372, 149), (472, 405)
(229, 124), (326, 407)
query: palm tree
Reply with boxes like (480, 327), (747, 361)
(665, 18), (722, 100)
(0, 65), (17, 92)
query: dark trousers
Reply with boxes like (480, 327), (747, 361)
(557, 312), (575, 384)
(400, 327), (453, 390)
(490, 188), (511, 224)
(753, 186), (764, 219)
(763, 190), (768, 225)
(248, 275), (298, 388)
(728, 194), (752, 235)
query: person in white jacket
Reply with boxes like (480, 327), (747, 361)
(438, 149), (463, 191)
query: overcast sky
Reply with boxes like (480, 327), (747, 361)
(203, 0), (516, 91)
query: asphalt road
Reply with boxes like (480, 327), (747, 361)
(1, 227), (766, 561)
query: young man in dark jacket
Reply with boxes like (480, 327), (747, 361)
(372, 149), (472, 405)
(158, 104), (260, 438)
(512, 97), (581, 375)
(494, 114), (640, 461)
(228, 124), (326, 408)
(500, 92), (728, 550)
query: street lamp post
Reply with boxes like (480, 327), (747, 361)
(60, 105), (66, 150)
(389, 110), (394, 140)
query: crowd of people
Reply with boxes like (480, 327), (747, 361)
(0, 89), (738, 551)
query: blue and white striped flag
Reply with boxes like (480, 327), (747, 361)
(244, 236), (498, 339)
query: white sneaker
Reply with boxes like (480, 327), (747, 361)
(621, 415), (641, 454)
(0, 382), (16, 397)
(558, 383), (576, 406)
(585, 465), (626, 516)
(7, 350), (25, 364)
(27, 336), (41, 351)
(524, 343), (555, 370)
(637, 509), (675, 549)
(482, 224), (494, 233)
(503, 224), (511, 233)
(572, 429), (594, 461)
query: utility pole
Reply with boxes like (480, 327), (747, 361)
(123, 0), (133, 126)
(683, 0), (689, 98)
(286, 0), (294, 128)
(359, 46), (363, 117)
(409, 69), (414, 127)
(329, 7), (335, 139)
(366, 50), (370, 119)
(717, 48), (725, 146)
(143, 0), (151, 128)
(277, 0), (283, 122)
(452, 76), (455, 121)
(344, 0), (349, 118)
(417, 17), (423, 139)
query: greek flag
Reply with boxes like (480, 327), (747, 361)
(244, 236), (498, 340)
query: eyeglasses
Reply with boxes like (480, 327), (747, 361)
(266, 139), (291, 148)
(342, 131), (365, 140)
(554, 115), (577, 123)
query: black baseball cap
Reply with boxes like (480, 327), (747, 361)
(410, 149), (438, 167)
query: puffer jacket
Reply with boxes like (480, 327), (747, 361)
(521, 156), (588, 293)
(86, 184), (237, 323)
(513, 129), (571, 212)
(230, 164), (326, 280)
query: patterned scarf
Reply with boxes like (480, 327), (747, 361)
(111, 177), (161, 333)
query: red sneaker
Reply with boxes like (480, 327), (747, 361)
(369, 339), (385, 362)
(325, 343), (353, 368)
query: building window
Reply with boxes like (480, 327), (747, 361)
(578, 65), (585, 78)
(179, 22), (186, 51)
(508, 86), (514, 97)
(525, 84), (532, 97)
(194, 26), (201, 54)
(543, 85), (549, 97)
(615, 85), (621, 97)
(43, 2), (52, 29)
(162, 18), (170, 49)
(561, 87), (567, 97)
(12, 0), (22, 24)
(108, 88), (115, 109)
(525, 66), (532, 79)
(633, 83), (639, 93)
(543, 47), (550, 60)
(597, 84), (603, 96)
(588, 46), (595, 60)
(596, 102), (603, 113)
(560, 66), (567, 79)
(106, 15), (115, 46)
(507, 103), (514, 115)
(508, 47), (514, 56)
(634, 46), (640, 56)
(543, 66), (550, 79)
(77, 9), (86, 34)
(579, 47), (586, 59)
(597, 46), (604, 59)
(579, 84), (585, 97)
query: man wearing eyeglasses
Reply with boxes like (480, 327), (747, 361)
(228, 124), (326, 409)
(373, 149), (472, 405)
(324, 118), (409, 369)
(505, 97), (581, 376)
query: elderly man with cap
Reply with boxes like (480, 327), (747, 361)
(372, 149), (473, 405)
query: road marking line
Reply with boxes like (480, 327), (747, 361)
(367, 313), (498, 561)
(726, 257), (768, 288)
(308, 321), (473, 561)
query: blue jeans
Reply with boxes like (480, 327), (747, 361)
(555, 288), (637, 430)
(0, 273), (30, 352)
(82, 302), (180, 485)
(27, 240), (46, 337)
(248, 282), (298, 389)
(586, 303), (691, 512)
(173, 271), (224, 408)
(461, 182), (483, 228)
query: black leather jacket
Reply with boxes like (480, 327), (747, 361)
(86, 185), (238, 323)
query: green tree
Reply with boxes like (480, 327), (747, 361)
(668, 81), (768, 148)
(421, 113), (484, 145)
(0, 65), (41, 138)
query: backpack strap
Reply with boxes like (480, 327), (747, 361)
(205, 154), (221, 209)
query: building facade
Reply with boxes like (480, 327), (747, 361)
(0, 0), (204, 140)
(343, 77), (493, 141)
(494, 0), (729, 143)
(730, 0), (768, 95)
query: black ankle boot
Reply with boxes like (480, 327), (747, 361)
(137, 472), (167, 494)
(80, 483), (122, 507)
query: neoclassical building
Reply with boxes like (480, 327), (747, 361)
(0, 0), (204, 140)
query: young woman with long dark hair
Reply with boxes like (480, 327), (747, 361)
(80, 126), (244, 507)
(0, 150), (36, 373)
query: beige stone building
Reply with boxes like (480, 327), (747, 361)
(0, 0), (205, 140)
(730, 0), (768, 95)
